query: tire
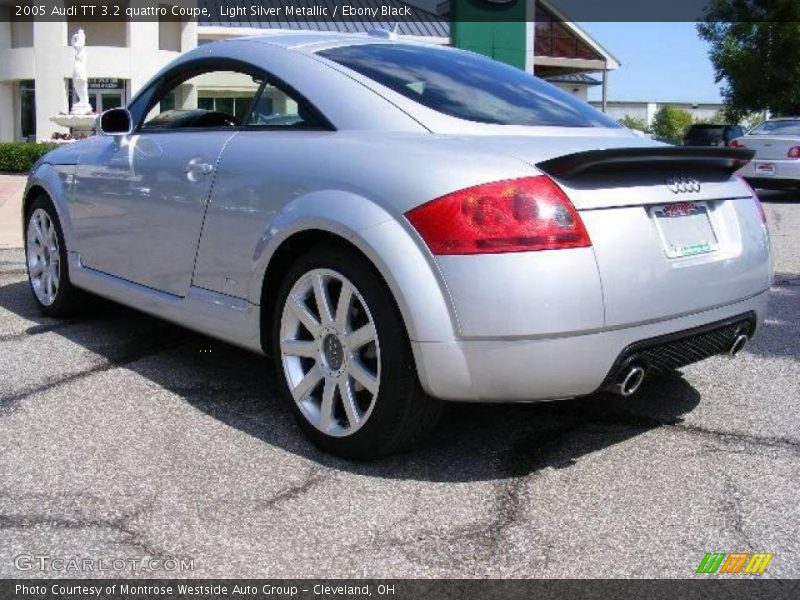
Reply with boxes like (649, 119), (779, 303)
(24, 195), (86, 317)
(272, 243), (442, 459)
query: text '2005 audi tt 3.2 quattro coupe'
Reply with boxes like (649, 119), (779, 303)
(23, 32), (772, 458)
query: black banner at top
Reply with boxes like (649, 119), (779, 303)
(1, 0), (800, 22)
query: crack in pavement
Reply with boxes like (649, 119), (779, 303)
(365, 423), (580, 570)
(0, 497), (190, 563)
(359, 404), (797, 571)
(590, 409), (800, 454)
(0, 337), (191, 415)
(261, 467), (330, 510)
(669, 421), (800, 453)
(719, 476), (756, 552)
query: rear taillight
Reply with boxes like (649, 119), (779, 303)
(788, 146), (800, 158)
(728, 139), (745, 148)
(737, 174), (767, 225)
(405, 176), (591, 255)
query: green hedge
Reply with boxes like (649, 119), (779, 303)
(0, 142), (59, 173)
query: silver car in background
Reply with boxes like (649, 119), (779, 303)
(734, 117), (800, 190)
(23, 33), (772, 458)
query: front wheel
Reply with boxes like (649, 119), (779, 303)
(24, 195), (85, 317)
(272, 244), (442, 459)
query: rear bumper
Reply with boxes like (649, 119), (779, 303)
(738, 158), (800, 183)
(411, 289), (769, 402)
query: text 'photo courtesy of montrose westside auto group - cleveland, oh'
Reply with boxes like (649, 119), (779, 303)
(0, 0), (798, 598)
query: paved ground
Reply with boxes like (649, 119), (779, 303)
(0, 187), (798, 579)
(0, 174), (26, 249)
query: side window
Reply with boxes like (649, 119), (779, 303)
(142, 69), (262, 130)
(246, 81), (326, 129)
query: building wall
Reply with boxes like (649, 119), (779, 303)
(0, 17), (196, 142)
(589, 101), (724, 126)
(553, 83), (589, 101)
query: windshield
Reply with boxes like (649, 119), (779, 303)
(317, 43), (621, 128)
(750, 120), (800, 136)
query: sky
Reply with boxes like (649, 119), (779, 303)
(579, 22), (723, 104)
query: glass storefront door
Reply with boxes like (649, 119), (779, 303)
(97, 92), (123, 112)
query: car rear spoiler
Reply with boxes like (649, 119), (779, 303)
(537, 146), (755, 180)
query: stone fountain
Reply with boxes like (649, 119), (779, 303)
(50, 29), (97, 137)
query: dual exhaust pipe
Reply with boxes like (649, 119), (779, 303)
(728, 332), (750, 358)
(609, 363), (647, 397)
(607, 331), (750, 397)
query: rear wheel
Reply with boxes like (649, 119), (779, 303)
(24, 195), (85, 317)
(272, 244), (442, 459)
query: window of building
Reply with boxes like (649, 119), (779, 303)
(9, 14), (34, 48)
(533, 5), (603, 60)
(19, 81), (36, 141)
(196, 95), (251, 121)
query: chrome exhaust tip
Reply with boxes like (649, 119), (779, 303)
(728, 334), (749, 358)
(611, 364), (647, 397)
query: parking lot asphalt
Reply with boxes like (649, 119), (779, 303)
(0, 191), (798, 579)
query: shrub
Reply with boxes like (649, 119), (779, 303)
(650, 105), (694, 144)
(617, 115), (649, 133)
(0, 142), (59, 173)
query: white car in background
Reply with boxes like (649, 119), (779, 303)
(733, 118), (800, 190)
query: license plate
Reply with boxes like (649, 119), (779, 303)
(755, 162), (776, 176)
(651, 201), (718, 259)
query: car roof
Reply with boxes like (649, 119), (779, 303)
(220, 30), (417, 53)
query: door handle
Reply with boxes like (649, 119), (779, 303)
(184, 157), (214, 181)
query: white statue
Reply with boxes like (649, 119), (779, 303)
(70, 29), (93, 115)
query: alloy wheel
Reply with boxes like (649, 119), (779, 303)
(279, 268), (380, 437)
(26, 208), (61, 307)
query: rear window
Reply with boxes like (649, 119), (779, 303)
(750, 120), (800, 135)
(317, 43), (621, 129)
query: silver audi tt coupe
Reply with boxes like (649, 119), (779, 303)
(23, 32), (772, 458)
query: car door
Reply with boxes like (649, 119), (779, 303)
(72, 64), (263, 297)
(191, 75), (335, 299)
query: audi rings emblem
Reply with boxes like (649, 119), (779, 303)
(665, 175), (701, 194)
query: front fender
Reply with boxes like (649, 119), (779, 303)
(251, 190), (459, 343)
(24, 162), (76, 250)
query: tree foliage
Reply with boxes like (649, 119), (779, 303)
(697, 2), (800, 120)
(651, 105), (693, 143)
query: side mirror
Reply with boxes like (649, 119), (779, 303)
(99, 108), (133, 136)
